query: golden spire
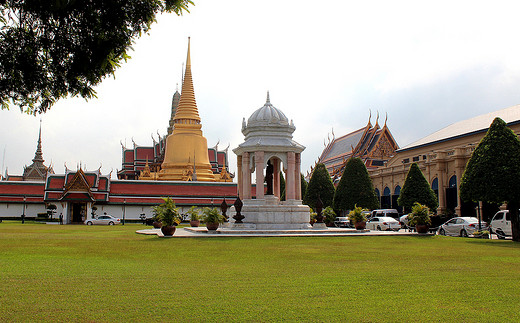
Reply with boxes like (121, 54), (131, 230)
(174, 37), (201, 124)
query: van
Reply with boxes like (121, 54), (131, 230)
(490, 210), (512, 239)
(370, 209), (399, 220)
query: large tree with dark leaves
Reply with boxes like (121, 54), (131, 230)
(303, 163), (335, 209)
(0, 0), (192, 114)
(333, 157), (379, 213)
(460, 117), (520, 241)
(397, 162), (438, 212)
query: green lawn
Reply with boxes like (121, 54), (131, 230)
(1, 222), (519, 322)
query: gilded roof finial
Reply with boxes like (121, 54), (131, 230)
(384, 112), (388, 127)
(375, 111), (379, 127)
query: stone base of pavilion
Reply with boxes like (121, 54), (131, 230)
(227, 195), (313, 230)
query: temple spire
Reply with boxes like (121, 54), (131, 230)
(173, 37), (201, 124)
(33, 119), (44, 163)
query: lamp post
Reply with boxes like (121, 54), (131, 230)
(123, 199), (126, 225)
(22, 195), (26, 224)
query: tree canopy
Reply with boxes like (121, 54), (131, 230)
(303, 163), (335, 209)
(460, 117), (520, 241)
(333, 157), (379, 212)
(397, 162), (438, 212)
(0, 0), (193, 114)
(460, 117), (520, 204)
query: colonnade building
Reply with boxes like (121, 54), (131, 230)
(368, 105), (520, 220)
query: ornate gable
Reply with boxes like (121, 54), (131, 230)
(60, 169), (95, 201)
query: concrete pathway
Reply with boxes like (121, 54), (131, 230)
(136, 227), (427, 238)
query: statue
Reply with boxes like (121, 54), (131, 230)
(265, 160), (274, 195)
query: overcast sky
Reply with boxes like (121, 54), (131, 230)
(2, 0), (520, 179)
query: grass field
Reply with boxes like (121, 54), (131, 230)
(1, 222), (519, 322)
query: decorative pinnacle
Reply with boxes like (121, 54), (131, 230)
(266, 91), (270, 104)
(33, 119), (44, 163)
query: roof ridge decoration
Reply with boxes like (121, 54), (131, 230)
(173, 37), (201, 124)
(60, 168), (95, 201)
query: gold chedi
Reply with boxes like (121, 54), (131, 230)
(158, 38), (216, 181)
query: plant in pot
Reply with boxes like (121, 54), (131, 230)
(349, 205), (368, 230)
(323, 206), (336, 227)
(203, 207), (224, 231)
(153, 197), (180, 236)
(408, 202), (432, 234)
(309, 208), (317, 225)
(186, 206), (201, 227)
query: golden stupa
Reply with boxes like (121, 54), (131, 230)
(157, 38), (216, 181)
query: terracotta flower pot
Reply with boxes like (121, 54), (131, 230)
(326, 222), (335, 227)
(206, 222), (219, 231)
(415, 224), (429, 234)
(153, 221), (162, 229)
(354, 221), (366, 230)
(190, 220), (200, 227)
(161, 225), (176, 236)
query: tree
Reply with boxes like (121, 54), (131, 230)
(280, 171), (286, 201)
(397, 163), (438, 212)
(460, 117), (520, 241)
(300, 173), (308, 201)
(333, 157), (379, 213)
(303, 163), (335, 209)
(0, 0), (193, 114)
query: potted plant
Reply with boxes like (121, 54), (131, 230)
(203, 207), (224, 231)
(309, 208), (317, 225)
(349, 205), (367, 230)
(153, 197), (180, 236)
(186, 206), (201, 227)
(151, 206), (163, 229)
(323, 206), (336, 227)
(472, 230), (490, 239)
(408, 202), (432, 234)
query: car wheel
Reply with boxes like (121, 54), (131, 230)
(377, 225), (382, 231)
(460, 229), (468, 237)
(439, 228), (446, 236)
(108, 221), (114, 225)
(497, 230), (506, 239)
(86, 221), (93, 226)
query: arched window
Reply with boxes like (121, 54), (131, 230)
(449, 175), (457, 188)
(431, 178), (438, 190)
(394, 185), (401, 195)
(383, 187), (391, 196)
(374, 188), (380, 199)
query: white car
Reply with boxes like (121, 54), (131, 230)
(366, 216), (401, 231)
(370, 209), (400, 220)
(334, 217), (351, 228)
(438, 217), (487, 237)
(85, 215), (121, 225)
(489, 210), (512, 239)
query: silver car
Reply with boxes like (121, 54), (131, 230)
(438, 217), (487, 237)
(85, 215), (121, 225)
(366, 216), (401, 231)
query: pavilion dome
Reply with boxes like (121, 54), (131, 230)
(235, 92), (304, 154)
(247, 92), (289, 126)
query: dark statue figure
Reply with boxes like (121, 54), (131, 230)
(265, 160), (274, 195)
(220, 198), (228, 222)
(233, 195), (245, 223)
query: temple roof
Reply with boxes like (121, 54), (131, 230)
(22, 121), (54, 181)
(399, 104), (520, 152)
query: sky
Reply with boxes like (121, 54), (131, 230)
(2, 0), (520, 179)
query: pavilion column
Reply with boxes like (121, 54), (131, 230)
(436, 153), (446, 214)
(454, 148), (465, 216)
(237, 155), (243, 198)
(273, 158), (280, 198)
(287, 152), (296, 200)
(295, 153), (301, 200)
(255, 151), (265, 200)
(242, 152), (251, 199)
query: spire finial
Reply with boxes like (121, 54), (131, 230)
(33, 119), (44, 163)
(173, 37), (201, 124)
(266, 91), (270, 104)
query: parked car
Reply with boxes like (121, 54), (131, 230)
(370, 209), (400, 220)
(366, 216), (401, 231)
(334, 216), (351, 228)
(84, 215), (121, 225)
(438, 217), (487, 237)
(489, 210), (512, 239)
(399, 214), (411, 228)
